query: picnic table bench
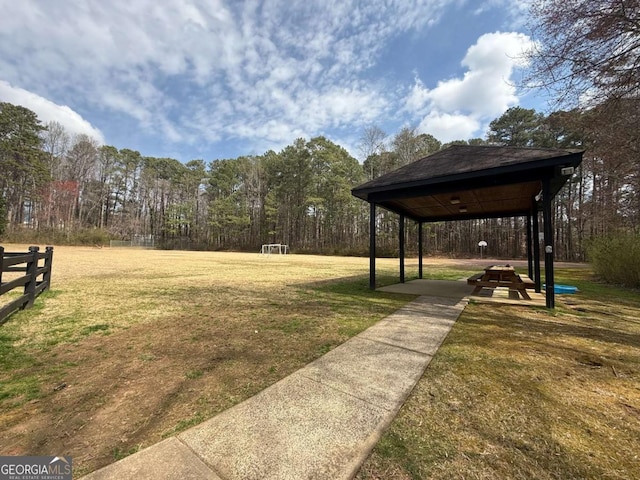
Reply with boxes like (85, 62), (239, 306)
(467, 265), (535, 300)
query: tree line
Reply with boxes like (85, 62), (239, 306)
(2, 1), (638, 262)
(0, 99), (637, 261)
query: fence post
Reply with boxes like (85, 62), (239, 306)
(42, 246), (54, 291)
(24, 246), (39, 308)
(0, 246), (4, 286)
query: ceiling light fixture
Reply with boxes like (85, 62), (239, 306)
(459, 206), (468, 213)
(450, 196), (461, 204)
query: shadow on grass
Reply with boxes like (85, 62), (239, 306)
(461, 301), (640, 351)
(357, 268), (640, 480)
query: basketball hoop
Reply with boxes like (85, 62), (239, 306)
(478, 240), (487, 258)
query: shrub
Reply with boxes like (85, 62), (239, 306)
(2, 227), (112, 246)
(587, 233), (640, 288)
(2, 226), (60, 244)
(71, 228), (112, 246)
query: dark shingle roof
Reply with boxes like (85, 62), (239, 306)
(352, 145), (583, 222)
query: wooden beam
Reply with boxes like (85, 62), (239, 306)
(418, 221), (423, 279)
(533, 207), (541, 293)
(542, 179), (555, 308)
(526, 213), (533, 279)
(369, 202), (376, 290)
(399, 214), (405, 283)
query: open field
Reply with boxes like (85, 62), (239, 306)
(357, 268), (640, 479)
(2, 246), (638, 479)
(0, 245), (423, 476)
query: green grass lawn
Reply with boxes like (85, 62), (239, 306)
(2, 248), (638, 479)
(357, 267), (640, 480)
(0, 247), (413, 476)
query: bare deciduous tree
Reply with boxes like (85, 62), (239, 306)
(358, 125), (387, 161)
(526, 0), (640, 107)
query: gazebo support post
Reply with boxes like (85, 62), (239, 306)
(418, 221), (423, 279)
(526, 213), (533, 279)
(533, 207), (542, 293)
(399, 214), (405, 283)
(369, 202), (376, 290)
(542, 179), (555, 308)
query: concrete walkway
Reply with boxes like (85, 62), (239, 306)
(378, 278), (546, 307)
(83, 281), (469, 480)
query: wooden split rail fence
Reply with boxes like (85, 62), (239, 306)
(0, 246), (54, 325)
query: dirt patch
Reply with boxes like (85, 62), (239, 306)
(2, 312), (294, 473)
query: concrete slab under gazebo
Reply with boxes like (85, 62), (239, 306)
(351, 145), (584, 308)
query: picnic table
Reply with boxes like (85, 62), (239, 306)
(467, 265), (535, 300)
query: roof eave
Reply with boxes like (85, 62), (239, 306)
(352, 150), (584, 201)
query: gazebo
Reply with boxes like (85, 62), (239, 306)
(351, 145), (584, 308)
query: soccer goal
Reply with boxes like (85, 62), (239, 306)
(260, 243), (289, 255)
(109, 235), (156, 248)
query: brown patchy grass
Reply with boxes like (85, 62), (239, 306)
(356, 268), (640, 480)
(0, 246), (414, 477)
(4, 247), (638, 479)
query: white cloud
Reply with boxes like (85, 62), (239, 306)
(405, 77), (432, 115)
(417, 111), (481, 142)
(0, 80), (105, 142)
(406, 31), (535, 141)
(0, 0), (459, 155)
(0, 1), (540, 158)
(473, 0), (533, 29)
(464, 31), (532, 71)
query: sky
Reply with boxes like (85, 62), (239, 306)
(0, 0), (541, 163)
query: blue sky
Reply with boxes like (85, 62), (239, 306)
(0, 0), (540, 163)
